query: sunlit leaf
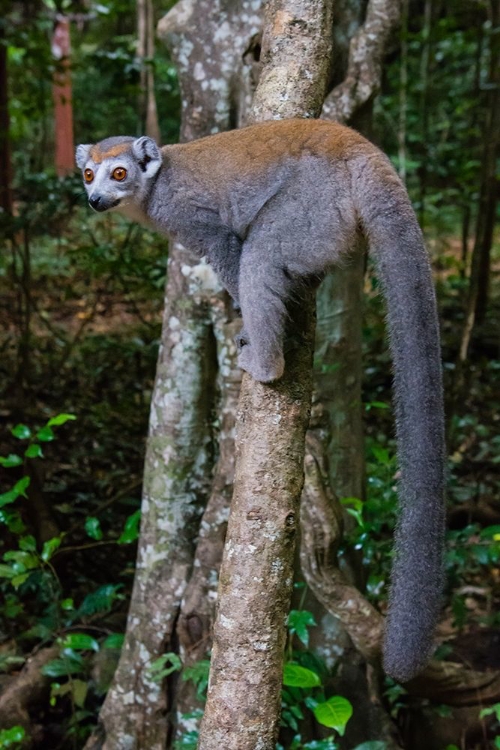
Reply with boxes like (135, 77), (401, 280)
(85, 516), (103, 540)
(287, 610), (317, 647)
(47, 413), (76, 427)
(36, 426), (54, 442)
(11, 424), (31, 440)
(283, 663), (321, 688)
(118, 509), (141, 544)
(313, 696), (353, 735)
(42, 536), (63, 561)
(61, 633), (99, 652)
(0, 454), (23, 468)
(25, 443), (43, 459)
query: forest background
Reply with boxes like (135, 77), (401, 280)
(0, 0), (499, 749)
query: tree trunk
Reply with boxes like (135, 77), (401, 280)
(0, 16), (12, 215)
(51, 17), (74, 177)
(137, 0), (161, 142)
(458, 1), (499, 356)
(198, 1), (333, 747)
(94, 251), (217, 750)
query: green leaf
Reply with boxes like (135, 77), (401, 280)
(365, 401), (390, 412)
(42, 651), (85, 677)
(76, 584), (123, 617)
(0, 725), (26, 747)
(11, 573), (30, 589)
(3, 550), (39, 571)
(0, 564), (16, 579)
(61, 633), (99, 652)
(36, 425), (55, 442)
(371, 445), (390, 465)
(288, 610), (317, 647)
(103, 633), (125, 649)
(71, 678), (88, 708)
(352, 743), (388, 750)
(11, 424), (31, 440)
(313, 696), (353, 735)
(25, 443), (43, 459)
(118, 509), (141, 544)
(479, 703), (500, 721)
(14, 476), (30, 498)
(0, 477), (31, 508)
(85, 516), (103, 540)
(182, 660), (210, 700)
(19, 535), (37, 552)
(283, 663), (321, 688)
(47, 413), (76, 427)
(480, 525), (500, 540)
(147, 653), (182, 682)
(0, 454), (23, 468)
(42, 536), (63, 561)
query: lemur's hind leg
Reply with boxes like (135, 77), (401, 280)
(237, 244), (293, 383)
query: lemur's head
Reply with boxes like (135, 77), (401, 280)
(76, 136), (162, 213)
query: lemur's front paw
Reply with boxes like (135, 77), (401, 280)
(237, 346), (285, 383)
(234, 327), (250, 352)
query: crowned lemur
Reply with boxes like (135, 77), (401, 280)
(77, 118), (445, 683)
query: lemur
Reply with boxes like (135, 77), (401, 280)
(77, 118), (445, 683)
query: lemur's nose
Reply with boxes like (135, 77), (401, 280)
(89, 195), (102, 210)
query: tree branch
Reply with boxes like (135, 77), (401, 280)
(322, 0), (400, 123)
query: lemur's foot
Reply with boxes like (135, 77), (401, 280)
(234, 327), (250, 352)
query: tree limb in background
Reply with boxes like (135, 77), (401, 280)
(198, 1), (333, 747)
(301, 414), (500, 709)
(0, 646), (59, 742)
(322, 0), (400, 124)
(174, 308), (242, 736)
(137, 0), (161, 142)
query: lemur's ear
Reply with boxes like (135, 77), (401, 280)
(132, 136), (162, 177)
(75, 144), (92, 169)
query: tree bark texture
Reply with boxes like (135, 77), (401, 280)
(198, 300), (316, 750)
(249, 0), (333, 122)
(174, 302), (242, 734)
(158, 0), (263, 141)
(0, 646), (59, 741)
(198, 2), (333, 747)
(322, 0), (400, 124)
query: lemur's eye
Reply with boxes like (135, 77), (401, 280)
(112, 167), (127, 181)
(84, 169), (94, 183)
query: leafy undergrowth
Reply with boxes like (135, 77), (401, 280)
(0, 198), (167, 748)
(0, 216), (498, 748)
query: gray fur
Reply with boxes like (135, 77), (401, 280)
(77, 119), (445, 682)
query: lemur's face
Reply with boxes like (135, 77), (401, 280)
(76, 136), (162, 213)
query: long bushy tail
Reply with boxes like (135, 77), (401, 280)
(356, 154), (446, 683)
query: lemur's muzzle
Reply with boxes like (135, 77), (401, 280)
(89, 195), (120, 212)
